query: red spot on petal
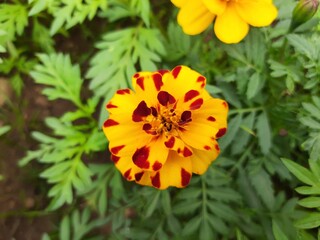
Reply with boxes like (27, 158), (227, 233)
(204, 145), (211, 150)
(132, 101), (151, 122)
(165, 136), (175, 148)
(111, 145), (125, 155)
(133, 73), (140, 78)
(135, 172), (144, 181)
(157, 69), (169, 75)
(215, 144), (220, 151)
(183, 147), (192, 157)
(216, 128), (227, 138)
(106, 102), (118, 109)
(222, 101), (228, 108)
(151, 172), (161, 188)
(104, 119), (119, 128)
(152, 74), (163, 91)
(178, 126), (186, 132)
(143, 123), (152, 131)
(180, 111), (192, 123)
(152, 161), (162, 171)
(184, 90), (199, 102)
(181, 168), (191, 187)
(197, 76), (206, 88)
(207, 116), (216, 122)
(151, 107), (158, 117)
(111, 154), (120, 164)
(136, 77), (145, 90)
(172, 66), (182, 79)
(117, 89), (130, 95)
(157, 91), (176, 106)
(124, 168), (132, 180)
(189, 98), (203, 110)
(133, 146), (150, 169)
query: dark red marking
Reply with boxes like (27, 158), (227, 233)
(178, 126), (186, 132)
(165, 136), (175, 148)
(150, 107), (158, 117)
(216, 128), (227, 138)
(135, 172), (144, 181)
(110, 145), (124, 155)
(111, 154), (120, 164)
(181, 168), (191, 187)
(184, 90), (199, 102)
(157, 69), (169, 75)
(124, 168), (132, 180)
(215, 144), (220, 151)
(197, 76), (206, 88)
(180, 111), (192, 123)
(104, 119), (119, 128)
(143, 123), (152, 131)
(152, 161), (162, 171)
(222, 101), (228, 108)
(172, 66), (182, 79)
(132, 146), (150, 169)
(189, 98), (203, 110)
(183, 147), (192, 157)
(136, 77), (145, 90)
(204, 145), (211, 150)
(152, 74), (163, 91)
(157, 91), (176, 106)
(133, 73), (140, 78)
(106, 102), (118, 109)
(151, 172), (161, 188)
(132, 101), (151, 122)
(207, 116), (216, 122)
(117, 89), (130, 95)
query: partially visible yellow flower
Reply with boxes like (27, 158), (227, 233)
(103, 66), (228, 189)
(171, 0), (278, 44)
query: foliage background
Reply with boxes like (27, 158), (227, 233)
(0, 0), (320, 239)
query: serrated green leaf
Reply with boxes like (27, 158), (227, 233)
(282, 158), (318, 186)
(272, 220), (289, 240)
(298, 197), (320, 208)
(296, 186), (320, 195)
(182, 217), (201, 236)
(256, 111), (272, 155)
(295, 213), (320, 229)
(60, 215), (70, 240)
(246, 72), (262, 99)
(219, 114), (242, 150)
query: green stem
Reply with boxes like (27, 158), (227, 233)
(228, 143), (254, 176)
(228, 106), (264, 116)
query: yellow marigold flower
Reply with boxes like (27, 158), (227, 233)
(103, 66), (228, 189)
(171, 0), (278, 44)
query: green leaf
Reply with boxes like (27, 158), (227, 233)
(219, 114), (242, 150)
(256, 111), (272, 155)
(298, 197), (320, 208)
(182, 217), (201, 236)
(272, 220), (289, 240)
(295, 213), (320, 229)
(60, 215), (70, 240)
(295, 186), (320, 195)
(282, 158), (318, 186)
(0, 125), (11, 136)
(145, 190), (160, 218)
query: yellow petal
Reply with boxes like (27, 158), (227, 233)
(235, 0), (278, 27)
(177, 1), (215, 35)
(161, 66), (207, 103)
(112, 155), (146, 182)
(171, 0), (187, 8)
(106, 88), (140, 115)
(132, 134), (169, 171)
(214, 2), (249, 43)
(149, 151), (192, 189)
(131, 71), (165, 107)
(202, 0), (227, 15)
(164, 135), (193, 158)
(190, 144), (220, 175)
(179, 98), (228, 150)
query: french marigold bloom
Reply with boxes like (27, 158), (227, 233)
(103, 66), (228, 189)
(171, 0), (278, 44)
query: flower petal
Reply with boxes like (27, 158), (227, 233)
(202, 0), (227, 15)
(177, 1), (215, 35)
(164, 135), (193, 158)
(106, 88), (140, 115)
(132, 72), (165, 106)
(132, 134), (169, 171)
(179, 98), (228, 150)
(149, 151), (192, 189)
(190, 144), (220, 175)
(214, 2), (249, 43)
(112, 155), (146, 182)
(235, 0), (278, 27)
(171, 0), (187, 8)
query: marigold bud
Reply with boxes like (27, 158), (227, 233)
(290, 0), (319, 30)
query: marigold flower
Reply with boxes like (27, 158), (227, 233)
(103, 66), (228, 189)
(171, 0), (278, 44)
